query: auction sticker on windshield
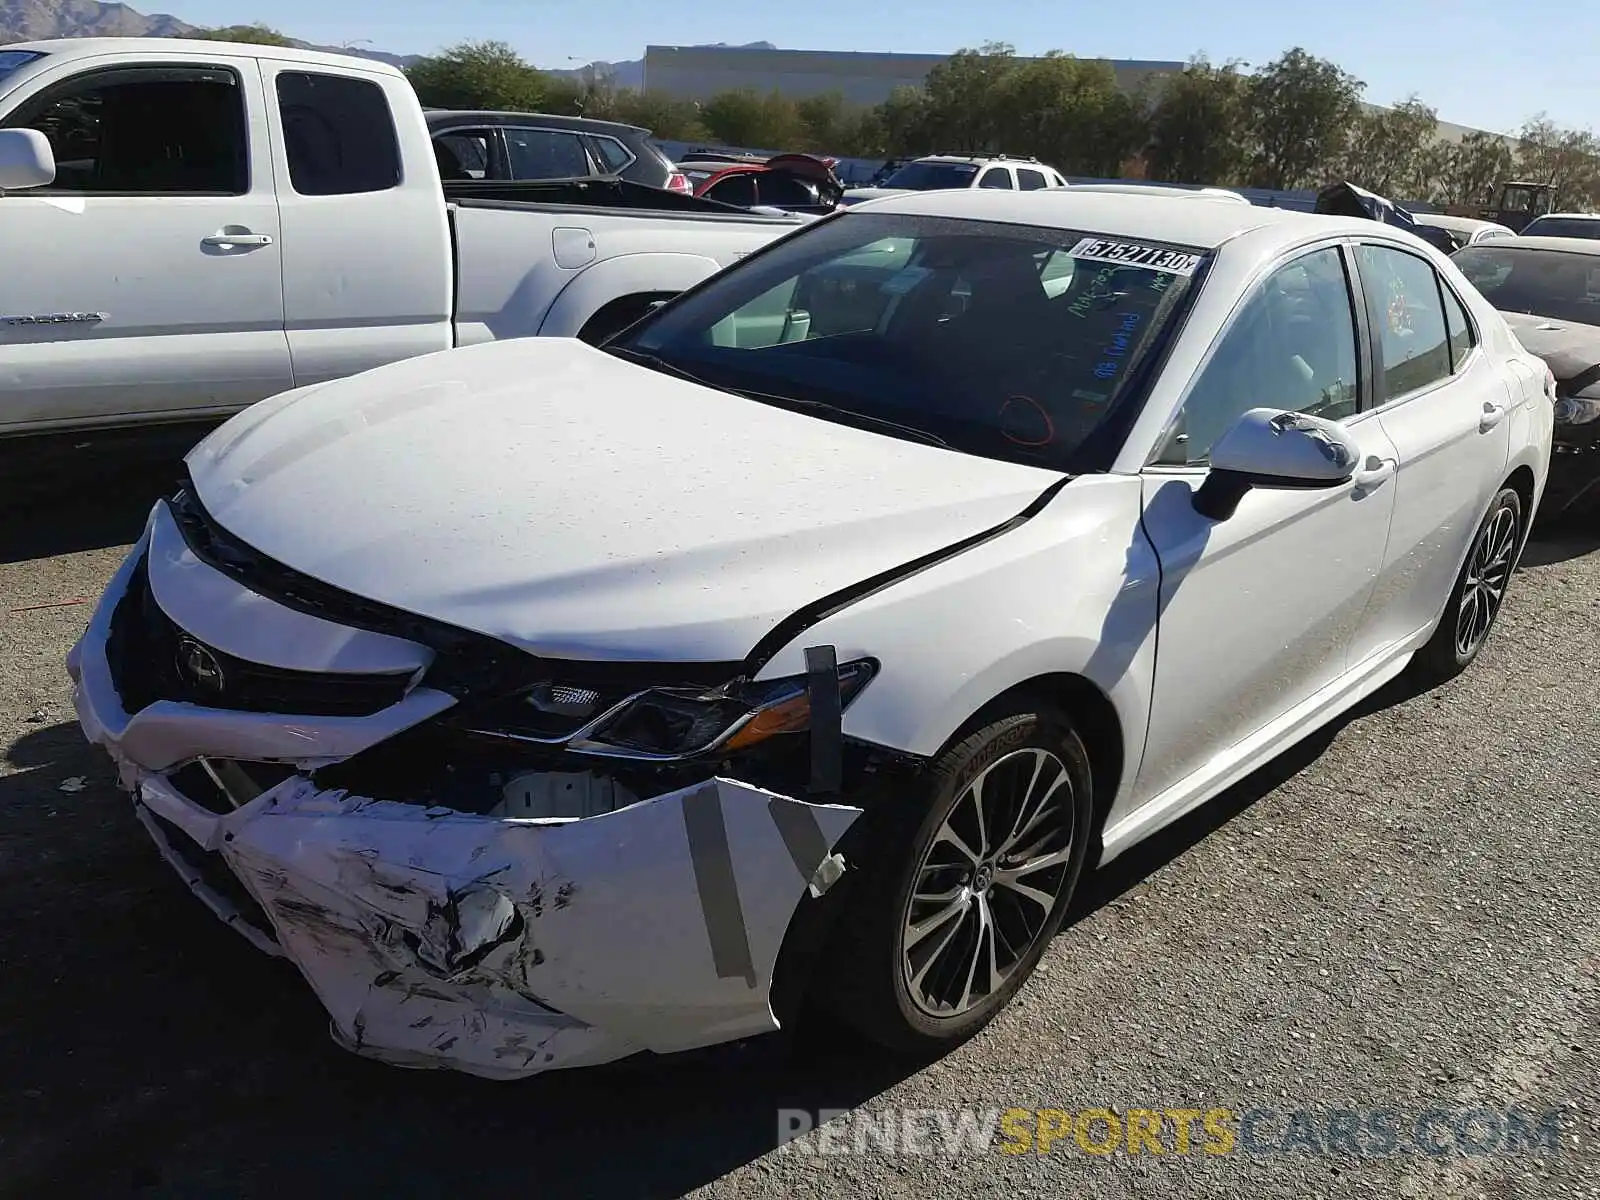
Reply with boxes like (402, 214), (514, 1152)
(1067, 238), (1204, 276)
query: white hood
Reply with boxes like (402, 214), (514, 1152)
(186, 338), (1061, 665)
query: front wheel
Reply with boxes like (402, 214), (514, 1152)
(819, 709), (1094, 1054)
(1409, 486), (1523, 683)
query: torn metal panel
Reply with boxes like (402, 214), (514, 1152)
(153, 773), (862, 1078)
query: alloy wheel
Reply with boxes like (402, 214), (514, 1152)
(900, 747), (1077, 1018)
(1455, 502), (1519, 660)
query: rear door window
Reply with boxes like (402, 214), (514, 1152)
(275, 71), (400, 196)
(503, 127), (591, 180)
(977, 167), (1013, 189)
(704, 173), (758, 207)
(1017, 168), (1047, 191)
(1355, 244), (1453, 401)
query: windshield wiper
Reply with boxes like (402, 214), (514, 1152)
(603, 345), (726, 389)
(744, 391), (951, 449)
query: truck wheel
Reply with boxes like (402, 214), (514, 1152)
(577, 293), (674, 346)
(818, 709), (1093, 1054)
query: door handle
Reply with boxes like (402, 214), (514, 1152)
(202, 232), (273, 248)
(1352, 455), (1397, 489)
(1480, 399), (1509, 431)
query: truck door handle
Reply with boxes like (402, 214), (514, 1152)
(1480, 400), (1509, 431)
(1352, 455), (1397, 489)
(202, 232), (273, 249)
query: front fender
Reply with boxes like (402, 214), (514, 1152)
(537, 253), (729, 338)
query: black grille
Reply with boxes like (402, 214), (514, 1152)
(107, 556), (414, 717)
(142, 807), (279, 941)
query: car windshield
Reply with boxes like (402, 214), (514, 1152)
(1454, 246), (1600, 327)
(1519, 217), (1600, 241)
(608, 211), (1208, 473)
(883, 161), (981, 190)
(0, 50), (45, 87)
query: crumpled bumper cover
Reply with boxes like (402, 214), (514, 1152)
(67, 520), (863, 1080)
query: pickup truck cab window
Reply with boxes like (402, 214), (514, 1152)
(1016, 168), (1047, 190)
(275, 71), (400, 196)
(504, 127), (590, 180)
(977, 167), (1013, 189)
(6, 66), (246, 194)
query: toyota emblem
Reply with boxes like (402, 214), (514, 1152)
(176, 637), (225, 694)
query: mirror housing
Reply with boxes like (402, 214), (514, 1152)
(1193, 407), (1360, 521)
(0, 128), (55, 191)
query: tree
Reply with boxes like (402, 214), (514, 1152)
(912, 43), (1020, 153)
(699, 89), (805, 150)
(1516, 115), (1600, 211)
(1243, 47), (1364, 190)
(993, 52), (1149, 176)
(1341, 96), (1439, 200)
(186, 24), (294, 46)
(404, 41), (554, 112)
(1144, 57), (1251, 185)
(1432, 130), (1513, 207)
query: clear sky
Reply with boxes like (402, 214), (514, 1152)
(166, 0), (1594, 136)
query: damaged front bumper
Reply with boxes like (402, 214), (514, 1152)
(67, 508), (862, 1080)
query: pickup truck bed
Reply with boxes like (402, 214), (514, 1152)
(0, 38), (812, 437)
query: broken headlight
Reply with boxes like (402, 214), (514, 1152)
(567, 658), (878, 761)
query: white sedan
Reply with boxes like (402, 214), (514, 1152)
(69, 189), (1554, 1079)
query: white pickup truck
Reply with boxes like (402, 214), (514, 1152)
(0, 39), (812, 437)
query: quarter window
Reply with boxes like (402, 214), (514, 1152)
(590, 135), (634, 173)
(1440, 280), (1476, 371)
(276, 72), (400, 196)
(7, 66), (247, 194)
(504, 128), (591, 179)
(1158, 247), (1359, 465)
(1356, 245), (1452, 401)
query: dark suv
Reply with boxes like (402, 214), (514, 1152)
(425, 110), (690, 193)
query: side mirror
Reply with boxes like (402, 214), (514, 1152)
(1193, 407), (1360, 521)
(0, 128), (54, 191)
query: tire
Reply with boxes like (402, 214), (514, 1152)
(1408, 486), (1523, 684)
(819, 708), (1094, 1055)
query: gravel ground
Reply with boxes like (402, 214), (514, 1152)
(1, 429), (1597, 1199)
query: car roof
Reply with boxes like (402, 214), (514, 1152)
(1529, 212), (1600, 221)
(848, 188), (1369, 251)
(6, 36), (407, 76)
(424, 109), (647, 136)
(1413, 213), (1506, 233)
(1465, 235), (1600, 257)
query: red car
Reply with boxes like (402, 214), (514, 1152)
(686, 153), (844, 214)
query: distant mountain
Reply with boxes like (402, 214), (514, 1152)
(0, 0), (421, 66)
(1, 7), (774, 84)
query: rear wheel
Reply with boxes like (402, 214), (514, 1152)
(1409, 486), (1523, 683)
(820, 709), (1093, 1053)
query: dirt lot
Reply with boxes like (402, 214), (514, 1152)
(2, 428), (1597, 1199)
